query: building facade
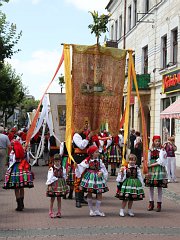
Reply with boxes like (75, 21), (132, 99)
(106, 0), (180, 165)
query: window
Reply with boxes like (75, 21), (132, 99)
(172, 28), (178, 64)
(115, 20), (118, 41)
(133, 0), (137, 26)
(143, 45), (148, 74)
(162, 35), (167, 69)
(162, 97), (176, 143)
(119, 15), (122, 39)
(145, 0), (149, 12)
(128, 5), (132, 31)
(111, 25), (114, 40)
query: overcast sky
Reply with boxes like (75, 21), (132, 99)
(2, 0), (109, 99)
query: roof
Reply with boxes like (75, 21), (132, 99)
(160, 98), (180, 119)
(105, 0), (114, 10)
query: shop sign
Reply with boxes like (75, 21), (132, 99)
(162, 69), (180, 94)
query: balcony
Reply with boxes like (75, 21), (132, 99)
(105, 40), (118, 48)
(132, 74), (150, 91)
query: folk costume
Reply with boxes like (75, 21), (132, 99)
(46, 157), (69, 198)
(3, 140), (34, 211)
(46, 154), (69, 218)
(144, 135), (168, 212)
(116, 165), (144, 201)
(107, 136), (121, 176)
(76, 145), (108, 217)
(117, 154), (144, 217)
(98, 130), (111, 170)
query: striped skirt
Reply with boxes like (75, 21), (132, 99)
(3, 162), (34, 189)
(144, 164), (168, 188)
(80, 169), (109, 194)
(119, 177), (145, 201)
(46, 178), (69, 197)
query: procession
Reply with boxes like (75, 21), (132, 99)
(0, 0), (180, 239)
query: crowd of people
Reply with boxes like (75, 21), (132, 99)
(0, 123), (178, 218)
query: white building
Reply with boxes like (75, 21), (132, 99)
(106, 0), (180, 165)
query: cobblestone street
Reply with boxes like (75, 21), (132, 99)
(0, 161), (180, 240)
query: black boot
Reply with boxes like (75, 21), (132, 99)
(111, 169), (114, 176)
(68, 189), (73, 199)
(75, 192), (81, 208)
(80, 192), (88, 204)
(113, 169), (116, 176)
(156, 202), (162, 212)
(20, 197), (24, 210)
(63, 195), (67, 199)
(16, 198), (23, 211)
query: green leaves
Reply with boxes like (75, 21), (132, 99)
(88, 10), (109, 45)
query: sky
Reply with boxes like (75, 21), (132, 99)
(1, 0), (109, 100)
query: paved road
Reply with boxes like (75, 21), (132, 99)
(0, 160), (180, 240)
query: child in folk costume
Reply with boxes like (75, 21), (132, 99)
(107, 136), (121, 176)
(117, 154), (144, 217)
(76, 145), (108, 217)
(46, 154), (69, 218)
(144, 135), (168, 212)
(3, 140), (34, 211)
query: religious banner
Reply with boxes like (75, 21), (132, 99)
(71, 44), (127, 135)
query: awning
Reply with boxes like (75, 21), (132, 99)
(160, 98), (180, 119)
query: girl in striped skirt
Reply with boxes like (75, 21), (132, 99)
(144, 135), (168, 212)
(76, 145), (108, 217)
(46, 154), (69, 218)
(117, 154), (145, 217)
(3, 140), (34, 211)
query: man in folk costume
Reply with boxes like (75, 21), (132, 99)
(73, 121), (93, 208)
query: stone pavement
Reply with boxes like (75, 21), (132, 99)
(0, 160), (180, 240)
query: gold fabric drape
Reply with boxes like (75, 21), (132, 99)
(71, 44), (127, 135)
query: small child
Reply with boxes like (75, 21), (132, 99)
(116, 154), (144, 217)
(46, 154), (69, 218)
(76, 145), (108, 217)
(144, 135), (168, 212)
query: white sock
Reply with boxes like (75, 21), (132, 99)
(157, 187), (162, 202)
(87, 198), (93, 211)
(149, 187), (154, 201)
(96, 200), (101, 211)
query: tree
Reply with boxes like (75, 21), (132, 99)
(58, 74), (65, 93)
(88, 11), (110, 45)
(0, 63), (27, 125)
(0, 12), (22, 67)
(0, 0), (9, 6)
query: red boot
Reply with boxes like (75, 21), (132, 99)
(147, 201), (154, 211)
(156, 202), (162, 212)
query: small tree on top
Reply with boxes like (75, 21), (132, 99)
(88, 10), (110, 45)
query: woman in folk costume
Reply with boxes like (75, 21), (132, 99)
(76, 145), (108, 217)
(144, 135), (168, 212)
(117, 154), (144, 217)
(3, 140), (34, 211)
(46, 154), (69, 218)
(163, 136), (177, 183)
(107, 135), (121, 176)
